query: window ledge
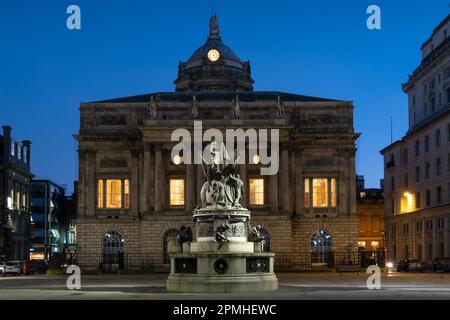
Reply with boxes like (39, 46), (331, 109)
(96, 209), (129, 216)
(304, 208), (337, 215)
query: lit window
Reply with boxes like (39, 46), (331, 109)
(106, 179), (122, 208)
(401, 192), (415, 213)
(249, 178), (264, 205)
(169, 178), (185, 206)
(304, 179), (310, 207)
(22, 191), (26, 209)
(16, 189), (20, 209)
(124, 179), (129, 208)
(97, 180), (104, 208)
(358, 241), (366, 248)
(330, 178), (336, 207)
(304, 178), (337, 208)
(313, 179), (328, 207)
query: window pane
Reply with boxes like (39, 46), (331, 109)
(312, 178), (328, 207)
(249, 178), (264, 205)
(124, 179), (129, 208)
(97, 180), (104, 208)
(330, 178), (336, 207)
(169, 179), (185, 206)
(304, 179), (310, 207)
(106, 180), (122, 208)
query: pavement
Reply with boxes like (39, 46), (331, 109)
(0, 272), (450, 300)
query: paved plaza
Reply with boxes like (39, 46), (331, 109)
(0, 272), (450, 300)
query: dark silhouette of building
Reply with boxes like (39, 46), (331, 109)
(0, 125), (33, 260)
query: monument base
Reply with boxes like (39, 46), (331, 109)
(166, 252), (278, 293)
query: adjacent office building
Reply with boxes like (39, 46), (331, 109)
(30, 179), (65, 261)
(380, 15), (450, 262)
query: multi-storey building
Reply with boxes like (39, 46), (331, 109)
(75, 15), (359, 272)
(0, 125), (33, 260)
(30, 179), (65, 262)
(356, 177), (385, 266)
(380, 14), (450, 262)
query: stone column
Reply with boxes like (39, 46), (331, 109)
(348, 148), (357, 217)
(270, 174), (278, 211)
(295, 150), (304, 216)
(280, 145), (289, 212)
(395, 223), (399, 260)
(239, 164), (247, 208)
(154, 144), (162, 212)
(86, 151), (96, 216)
(185, 164), (194, 211)
(142, 143), (151, 213)
(444, 217), (449, 257)
(444, 217), (450, 257)
(412, 219), (417, 258)
(149, 144), (155, 211)
(422, 220), (426, 260)
(130, 151), (138, 215)
(432, 217), (438, 259)
(78, 150), (86, 215)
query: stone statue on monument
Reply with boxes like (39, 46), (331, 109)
(198, 141), (244, 210)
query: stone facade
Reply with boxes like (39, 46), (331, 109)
(0, 125), (33, 260)
(356, 188), (384, 251)
(381, 15), (450, 263)
(74, 16), (359, 271)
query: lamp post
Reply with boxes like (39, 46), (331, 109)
(380, 230), (386, 265)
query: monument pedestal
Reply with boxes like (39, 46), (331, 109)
(166, 208), (278, 293)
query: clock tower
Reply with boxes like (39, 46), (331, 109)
(174, 14), (254, 92)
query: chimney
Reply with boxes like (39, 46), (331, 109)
(2, 125), (12, 160)
(22, 140), (31, 166)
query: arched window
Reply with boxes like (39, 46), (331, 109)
(163, 229), (180, 264)
(259, 228), (271, 252)
(102, 231), (124, 272)
(311, 230), (333, 266)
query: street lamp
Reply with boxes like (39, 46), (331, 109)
(380, 230), (386, 265)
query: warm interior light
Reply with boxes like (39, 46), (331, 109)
(401, 191), (415, 214)
(253, 154), (260, 164)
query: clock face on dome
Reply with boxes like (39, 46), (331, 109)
(207, 49), (220, 62)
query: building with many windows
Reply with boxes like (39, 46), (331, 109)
(355, 176), (385, 266)
(0, 125), (33, 260)
(380, 14), (450, 263)
(75, 15), (359, 272)
(30, 179), (65, 262)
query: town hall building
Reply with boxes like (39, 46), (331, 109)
(75, 15), (359, 271)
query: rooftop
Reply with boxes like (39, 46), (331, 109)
(91, 91), (343, 104)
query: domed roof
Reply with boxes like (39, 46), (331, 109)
(186, 38), (243, 69)
(174, 15), (254, 92)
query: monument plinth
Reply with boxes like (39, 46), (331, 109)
(166, 143), (278, 293)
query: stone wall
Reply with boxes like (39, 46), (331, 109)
(76, 214), (358, 272)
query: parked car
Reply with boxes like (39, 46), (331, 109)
(433, 257), (450, 272)
(29, 260), (49, 274)
(8, 260), (30, 275)
(1, 262), (21, 276)
(396, 259), (424, 272)
(0, 262), (5, 275)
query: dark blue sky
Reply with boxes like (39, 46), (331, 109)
(0, 0), (448, 192)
